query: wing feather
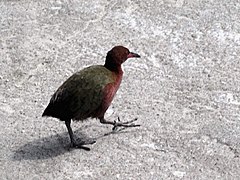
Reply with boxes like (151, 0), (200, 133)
(43, 65), (114, 120)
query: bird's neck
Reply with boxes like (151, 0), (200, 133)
(104, 60), (123, 74)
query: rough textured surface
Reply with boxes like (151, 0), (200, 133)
(1, 0), (240, 179)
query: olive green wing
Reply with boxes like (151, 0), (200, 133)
(46, 65), (114, 120)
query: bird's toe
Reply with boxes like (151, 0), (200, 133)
(70, 139), (96, 151)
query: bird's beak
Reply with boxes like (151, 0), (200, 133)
(127, 52), (141, 58)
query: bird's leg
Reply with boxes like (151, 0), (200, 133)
(65, 120), (95, 151)
(100, 117), (140, 131)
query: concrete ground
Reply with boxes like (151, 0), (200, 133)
(1, 0), (240, 179)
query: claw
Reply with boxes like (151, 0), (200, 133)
(112, 125), (117, 131)
(112, 117), (140, 131)
(71, 144), (91, 151)
(70, 139), (96, 151)
(100, 117), (140, 133)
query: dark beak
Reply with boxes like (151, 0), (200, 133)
(127, 52), (141, 58)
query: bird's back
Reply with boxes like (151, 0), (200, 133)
(42, 65), (115, 121)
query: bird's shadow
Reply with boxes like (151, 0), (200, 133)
(12, 127), (133, 161)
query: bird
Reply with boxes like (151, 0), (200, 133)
(42, 46), (141, 150)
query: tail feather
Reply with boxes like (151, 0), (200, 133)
(42, 104), (52, 117)
(42, 101), (71, 121)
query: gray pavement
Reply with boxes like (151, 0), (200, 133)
(1, 0), (240, 179)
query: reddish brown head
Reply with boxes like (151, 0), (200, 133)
(104, 46), (140, 71)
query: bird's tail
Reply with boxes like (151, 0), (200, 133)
(42, 102), (68, 121)
(42, 103), (52, 117)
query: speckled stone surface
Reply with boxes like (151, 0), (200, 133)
(1, 0), (240, 179)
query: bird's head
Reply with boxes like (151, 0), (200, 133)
(105, 46), (140, 71)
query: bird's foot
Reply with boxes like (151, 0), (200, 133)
(112, 117), (140, 131)
(70, 139), (96, 151)
(100, 117), (140, 135)
(103, 118), (140, 136)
